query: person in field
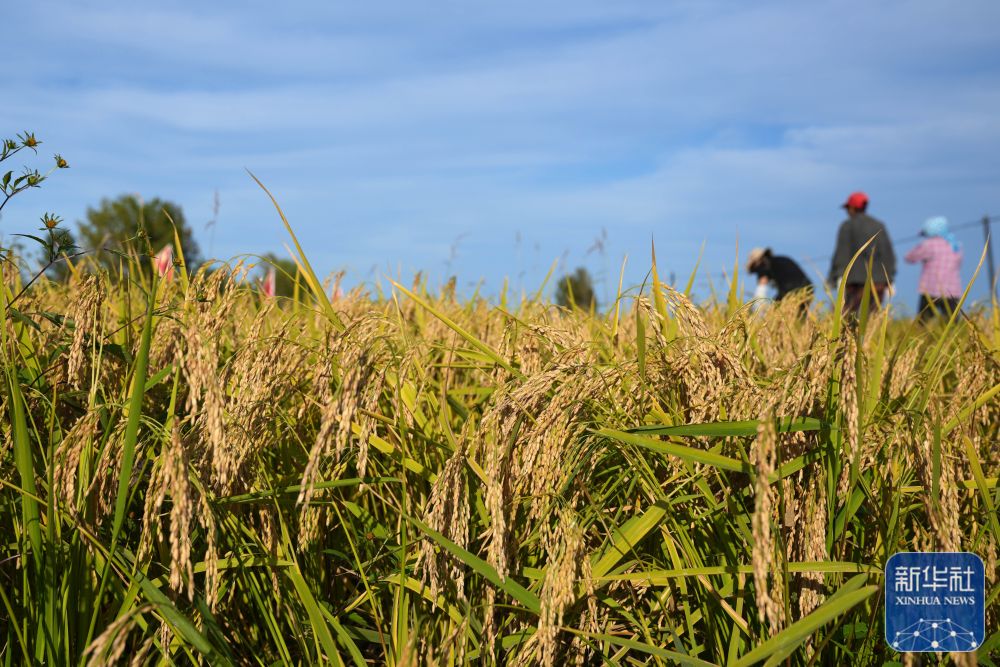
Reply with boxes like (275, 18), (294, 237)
(904, 216), (963, 321)
(828, 191), (897, 313)
(746, 247), (812, 302)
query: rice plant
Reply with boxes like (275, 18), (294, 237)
(1, 204), (998, 666)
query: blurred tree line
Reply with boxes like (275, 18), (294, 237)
(77, 195), (201, 271)
(555, 267), (597, 310)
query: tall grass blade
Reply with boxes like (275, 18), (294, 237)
(567, 630), (720, 667)
(732, 585), (877, 666)
(531, 258), (558, 303)
(590, 500), (669, 579)
(392, 280), (523, 379)
(248, 170), (345, 331)
(598, 428), (751, 474)
(111, 282), (156, 542)
(684, 240), (705, 297)
(408, 517), (541, 614)
(627, 417), (822, 437)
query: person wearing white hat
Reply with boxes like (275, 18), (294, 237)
(746, 247), (812, 302)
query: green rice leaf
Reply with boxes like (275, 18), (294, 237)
(598, 428), (751, 474)
(408, 516), (541, 614)
(732, 585), (877, 667)
(627, 417), (823, 438)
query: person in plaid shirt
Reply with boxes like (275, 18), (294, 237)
(904, 216), (963, 320)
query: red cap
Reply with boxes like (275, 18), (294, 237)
(842, 191), (869, 210)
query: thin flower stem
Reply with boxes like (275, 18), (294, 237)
(4, 250), (91, 312)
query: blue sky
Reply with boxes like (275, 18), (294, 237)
(3, 0), (1000, 309)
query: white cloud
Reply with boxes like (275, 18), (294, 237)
(3, 0), (1000, 300)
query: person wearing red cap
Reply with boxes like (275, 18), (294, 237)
(828, 191), (897, 313)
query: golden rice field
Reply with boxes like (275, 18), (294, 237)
(2, 227), (999, 666)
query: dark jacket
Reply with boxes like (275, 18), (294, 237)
(828, 212), (897, 285)
(752, 255), (812, 299)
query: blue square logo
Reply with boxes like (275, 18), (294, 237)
(885, 552), (985, 652)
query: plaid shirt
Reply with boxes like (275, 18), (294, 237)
(904, 237), (962, 298)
